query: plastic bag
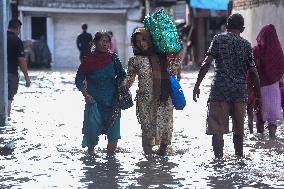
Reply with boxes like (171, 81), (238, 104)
(143, 9), (181, 54)
(169, 76), (186, 110)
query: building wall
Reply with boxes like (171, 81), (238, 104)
(172, 1), (187, 20)
(234, 0), (284, 10)
(233, 2), (284, 47)
(52, 13), (126, 68)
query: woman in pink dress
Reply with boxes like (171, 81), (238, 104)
(247, 24), (284, 138)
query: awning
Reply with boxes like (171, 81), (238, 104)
(190, 0), (229, 11)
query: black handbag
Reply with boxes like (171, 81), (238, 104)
(113, 55), (134, 110)
(106, 55), (134, 128)
(118, 87), (134, 110)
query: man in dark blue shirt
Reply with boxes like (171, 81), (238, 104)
(76, 23), (93, 62)
(7, 19), (31, 117)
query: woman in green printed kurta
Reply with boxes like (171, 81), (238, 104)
(125, 28), (181, 156)
(75, 32), (126, 155)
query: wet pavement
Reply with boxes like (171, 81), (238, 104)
(0, 69), (283, 188)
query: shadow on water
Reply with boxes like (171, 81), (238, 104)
(79, 153), (180, 189)
(205, 133), (284, 189)
(0, 126), (16, 156)
(206, 157), (258, 188)
(80, 155), (122, 189)
(128, 156), (180, 189)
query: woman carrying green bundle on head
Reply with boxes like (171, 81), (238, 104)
(121, 27), (182, 156)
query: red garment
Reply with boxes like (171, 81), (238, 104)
(253, 24), (284, 86)
(247, 24), (284, 123)
(78, 50), (113, 73)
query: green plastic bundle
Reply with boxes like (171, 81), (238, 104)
(143, 9), (181, 54)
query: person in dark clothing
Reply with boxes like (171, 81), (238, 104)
(76, 23), (93, 62)
(193, 13), (261, 158)
(7, 19), (31, 117)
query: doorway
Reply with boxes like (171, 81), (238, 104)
(31, 17), (47, 40)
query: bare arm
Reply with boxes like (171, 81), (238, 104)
(81, 87), (94, 104)
(126, 57), (137, 88)
(167, 53), (182, 80)
(193, 55), (214, 102)
(75, 72), (94, 104)
(249, 68), (261, 110)
(249, 69), (261, 98)
(18, 57), (31, 87)
(175, 51), (183, 81)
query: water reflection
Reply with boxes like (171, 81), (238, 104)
(80, 155), (121, 189)
(206, 134), (284, 188)
(129, 156), (179, 188)
(207, 158), (249, 188)
(0, 70), (283, 188)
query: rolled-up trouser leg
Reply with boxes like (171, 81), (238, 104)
(212, 134), (224, 158)
(233, 134), (243, 156)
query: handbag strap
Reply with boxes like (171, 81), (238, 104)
(112, 53), (121, 83)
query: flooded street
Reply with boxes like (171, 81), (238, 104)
(1, 69), (284, 188)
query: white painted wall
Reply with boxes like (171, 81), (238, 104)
(47, 17), (55, 64)
(22, 15), (31, 40)
(234, 4), (284, 48)
(52, 13), (126, 68)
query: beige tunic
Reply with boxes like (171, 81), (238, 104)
(127, 55), (180, 146)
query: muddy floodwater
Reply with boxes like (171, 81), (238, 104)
(1, 69), (283, 188)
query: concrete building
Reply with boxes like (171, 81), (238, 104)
(233, 0), (284, 47)
(16, 0), (143, 68)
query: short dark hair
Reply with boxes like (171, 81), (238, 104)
(8, 19), (22, 29)
(107, 31), (113, 37)
(82, 23), (88, 30)
(93, 31), (111, 43)
(226, 13), (244, 30)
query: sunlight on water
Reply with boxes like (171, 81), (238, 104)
(0, 69), (283, 188)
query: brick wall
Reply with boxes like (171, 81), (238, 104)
(233, 0), (284, 10)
